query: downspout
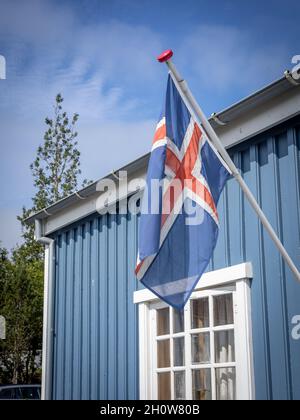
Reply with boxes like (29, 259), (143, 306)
(35, 219), (55, 400)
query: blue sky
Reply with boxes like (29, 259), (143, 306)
(0, 0), (299, 250)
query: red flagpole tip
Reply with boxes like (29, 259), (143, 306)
(157, 49), (173, 63)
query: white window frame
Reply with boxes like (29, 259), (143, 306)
(133, 262), (255, 400)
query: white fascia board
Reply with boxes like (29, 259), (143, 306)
(217, 88), (300, 148)
(44, 166), (146, 235)
(133, 262), (253, 304)
(44, 88), (300, 235)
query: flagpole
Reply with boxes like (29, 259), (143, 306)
(157, 49), (300, 284)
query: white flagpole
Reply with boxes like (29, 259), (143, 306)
(157, 50), (300, 283)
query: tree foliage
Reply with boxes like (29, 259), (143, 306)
(0, 247), (43, 384)
(0, 94), (89, 384)
(31, 93), (83, 208)
(18, 93), (89, 260)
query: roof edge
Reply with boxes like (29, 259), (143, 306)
(25, 71), (300, 225)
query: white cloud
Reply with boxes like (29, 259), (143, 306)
(0, 0), (164, 249)
(177, 24), (288, 93)
(0, 0), (164, 122)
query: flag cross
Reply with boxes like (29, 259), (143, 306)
(161, 121), (219, 228)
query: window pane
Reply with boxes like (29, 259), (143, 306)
(173, 309), (184, 333)
(192, 369), (211, 400)
(173, 337), (185, 366)
(214, 330), (235, 363)
(157, 308), (170, 336)
(213, 294), (233, 326)
(191, 333), (210, 364)
(216, 368), (236, 400)
(158, 372), (171, 400)
(157, 339), (170, 368)
(191, 298), (209, 329)
(174, 371), (185, 400)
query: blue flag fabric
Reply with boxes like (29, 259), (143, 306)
(135, 76), (231, 309)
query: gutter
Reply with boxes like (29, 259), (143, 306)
(25, 153), (150, 225)
(35, 219), (55, 400)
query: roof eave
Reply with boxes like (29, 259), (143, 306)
(25, 72), (300, 225)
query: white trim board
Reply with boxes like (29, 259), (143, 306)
(133, 262), (253, 304)
(44, 166), (146, 235)
(41, 247), (49, 400)
(218, 87), (300, 148)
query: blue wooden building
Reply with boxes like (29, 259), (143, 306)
(27, 71), (300, 400)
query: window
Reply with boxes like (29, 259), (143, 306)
(134, 263), (254, 400)
(152, 288), (236, 400)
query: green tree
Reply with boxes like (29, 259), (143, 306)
(0, 94), (90, 384)
(0, 249), (43, 384)
(18, 93), (89, 259)
(31, 93), (82, 207)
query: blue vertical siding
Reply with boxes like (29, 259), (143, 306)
(52, 212), (141, 400)
(51, 116), (300, 400)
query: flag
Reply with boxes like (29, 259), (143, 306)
(135, 75), (231, 309)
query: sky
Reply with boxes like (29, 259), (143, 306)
(0, 0), (300, 250)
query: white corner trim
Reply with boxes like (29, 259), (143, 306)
(41, 247), (49, 400)
(133, 262), (253, 304)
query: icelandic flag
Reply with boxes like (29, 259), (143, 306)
(135, 75), (231, 309)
